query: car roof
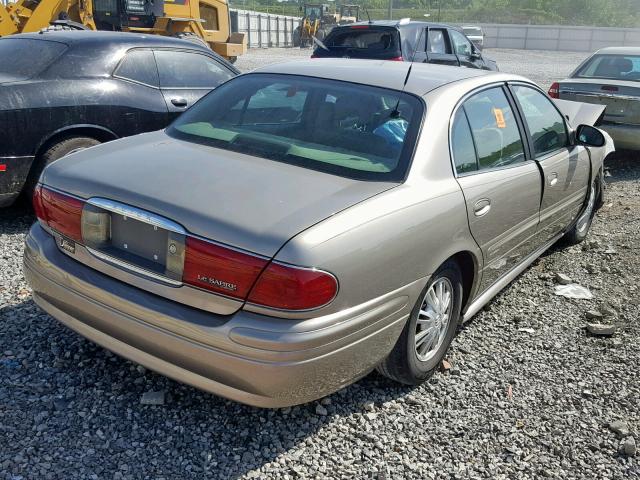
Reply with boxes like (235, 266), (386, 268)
(253, 58), (492, 96)
(335, 19), (452, 30)
(8, 30), (209, 51)
(594, 46), (640, 55)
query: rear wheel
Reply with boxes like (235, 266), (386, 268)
(377, 260), (463, 385)
(24, 136), (100, 200)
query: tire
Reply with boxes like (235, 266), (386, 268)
(24, 136), (100, 200)
(563, 176), (599, 245)
(377, 259), (463, 385)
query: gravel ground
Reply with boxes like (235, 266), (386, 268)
(1, 49), (639, 479)
(234, 47), (591, 90)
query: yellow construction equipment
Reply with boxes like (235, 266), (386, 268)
(0, 0), (246, 61)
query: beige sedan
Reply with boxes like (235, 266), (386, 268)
(24, 59), (613, 407)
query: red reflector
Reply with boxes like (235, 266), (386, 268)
(548, 82), (560, 99)
(183, 237), (267, 298)
(40, 187), (84, 241)
(0, 164), (6, 172)
(130, 16), (140, 20)
(248, 263), (338, 311)
(389, 56), (403, 61)
(602, 85), (618, 92)
(350, 25), (369, 29)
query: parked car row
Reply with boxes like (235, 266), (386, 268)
(0, 24), (625, 408)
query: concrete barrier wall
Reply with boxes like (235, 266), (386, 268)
(231, 9), (301, 48)
(482, 24), (640, 52)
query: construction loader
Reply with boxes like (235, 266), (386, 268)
(0, 0), (246, 61)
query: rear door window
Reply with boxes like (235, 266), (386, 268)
(154, 50), (235, 88)
(512, 85), (568, 157)
(0, 38), (66, 82)
(451, 109), (478, 174)
(115, 49), (159, 87)
(427, 29), (451, 54)
(462, 87), (526, 170)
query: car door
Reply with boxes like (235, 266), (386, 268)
(510, 83), (592, 242)
(425, 28), (460, 67)
(452, 86), (542, 293)
(153, 49), (236, 121)
(449, 29), (484, 69)
(112, 48), (169, 132)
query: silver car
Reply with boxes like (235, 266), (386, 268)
(24, 59), (612, 407)
(549, 46), (640, 150)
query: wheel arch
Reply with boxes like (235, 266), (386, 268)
(34, 125), (118, 159)
(448, 250), (481, 314)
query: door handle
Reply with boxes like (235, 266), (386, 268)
(171, 98), (188, 107)
(549, 173), (559, 186)
(473, 199), (491, 217)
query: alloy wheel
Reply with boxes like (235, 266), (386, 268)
(415, 277), (453, 362)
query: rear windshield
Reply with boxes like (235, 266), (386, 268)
(167, 74), (423, 181)
(0, 38), (66, 83)
(326, 27), (400, 52)
(575, 54), (640, 82)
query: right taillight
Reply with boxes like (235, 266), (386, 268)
(548, 82), (560, 99)
(247, 262), (338, 311)
(183, 236), (268, 299)
(35, 185), (84, 242)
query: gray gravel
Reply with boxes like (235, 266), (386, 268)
(234, 47), (591, 90)
(1, 49), (639, 479)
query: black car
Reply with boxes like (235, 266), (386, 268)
(312, 20), (498, 71)
(0, 31), (239, 207)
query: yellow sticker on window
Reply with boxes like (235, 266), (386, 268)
(493, 108), (506, 129)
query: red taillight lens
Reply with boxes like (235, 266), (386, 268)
(39, 186), (84, 241)
(350, 25), (369, 29)
(32, 184), (47, 223)
(183, 236), (268, 298)
(389, 56), (404, 61)
(548, 82), (560, 99)
(602, 85), (618, 92)
(247, 262), (338, 311)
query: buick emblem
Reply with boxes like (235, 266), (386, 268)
(168, 243), (177, 255)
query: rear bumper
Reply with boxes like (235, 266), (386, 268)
(23, 223), (412, 407)
(600, 122), (640, 151)
(0, 155), (34, 207)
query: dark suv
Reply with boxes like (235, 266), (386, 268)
(312, 20), (498, 71)
(0, 31), (239, 207)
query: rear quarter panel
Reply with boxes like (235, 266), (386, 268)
(0, 79), (167, 157)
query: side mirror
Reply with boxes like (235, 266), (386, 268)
(576, 124), (606, 147)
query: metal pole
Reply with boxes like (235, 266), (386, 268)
(387, 0), (392, 20)
(438, 0), (441, 22)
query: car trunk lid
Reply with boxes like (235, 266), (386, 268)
(559, 79), (640, 125)
(40, 131), (397, 313)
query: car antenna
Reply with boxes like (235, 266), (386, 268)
(390, 27), (425, 118)
(365, 7), (372, 23)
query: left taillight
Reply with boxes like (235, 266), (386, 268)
(34, 185), (84, 242)
(548, 82), (560, 99)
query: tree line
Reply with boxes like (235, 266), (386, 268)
(235, 0), (640, 27)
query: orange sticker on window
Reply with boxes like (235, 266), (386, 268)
(493, 108), (506, 128)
